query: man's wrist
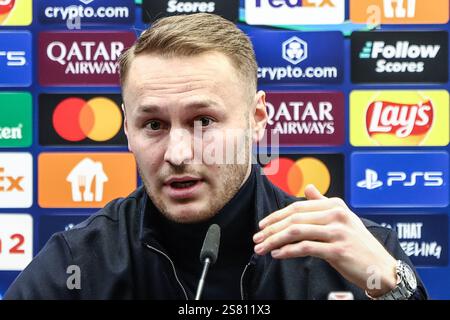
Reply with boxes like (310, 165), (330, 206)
(366, 260), (418, 300)
(366, 258), (398, 298)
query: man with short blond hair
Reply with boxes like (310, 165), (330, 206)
(5, 13), (427, 300)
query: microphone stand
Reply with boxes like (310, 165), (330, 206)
(195, 257), (211, 300)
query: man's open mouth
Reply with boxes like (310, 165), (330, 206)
(170, 180), (198, 189)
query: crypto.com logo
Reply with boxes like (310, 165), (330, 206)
(282, 36), (307, 65)
(39, 0), (134, 30)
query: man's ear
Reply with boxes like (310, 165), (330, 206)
(122, 103), (132, 152)
(252, 90), (268, 143)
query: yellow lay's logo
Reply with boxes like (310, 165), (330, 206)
(0, 0), (32, 26)
(350, 90), (449, 146)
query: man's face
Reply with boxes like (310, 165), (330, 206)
(123, 52), (262, 223)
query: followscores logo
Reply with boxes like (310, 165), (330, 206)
(245, 0), (345, 25)
(351, 32), (448, 83)
(0, 0), (32, 26)
(0, 214), (33, 271)
(350, 0), (449, 24)
(264, 91), (344, 146)
(350, 152), (449, 208)
(350, 90), (449, 146)
(38, 153), (136, 208)
(38, 31), (136, 86)
(0, 31), (32, 87)
(0, 92), (32, 148)
(39, 94), (127, 146)
(0, 153), (32, 208)
(39, 0), (134, 26)
(250, 31), (344, 84)
(261, 154), (344, 198)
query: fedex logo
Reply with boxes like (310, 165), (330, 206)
(245, 0), (344, 25)
(350, 152), (449, 208)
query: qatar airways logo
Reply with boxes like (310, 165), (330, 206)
(39, 31), (136, 86)
(46, 41), (124, 74)
(264, 92), (344, 146)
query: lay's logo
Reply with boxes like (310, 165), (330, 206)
(350, 90), (449, 147)
(0, 0), (32, 26)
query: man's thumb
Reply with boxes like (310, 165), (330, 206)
(304, 184), (326, 200)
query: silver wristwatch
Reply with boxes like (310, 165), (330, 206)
(366, 260), (417, 300)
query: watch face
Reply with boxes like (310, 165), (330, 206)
(402, 263), (418, 291)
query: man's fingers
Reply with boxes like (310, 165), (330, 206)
(304, 184), (327, 200)
(254, 224), (332, 256)
(259, 197), (347, 229)
(270, 240), (331, 260)
(253, 208), (346, 244)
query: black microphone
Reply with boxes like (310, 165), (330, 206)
(195, 224), (221, 300)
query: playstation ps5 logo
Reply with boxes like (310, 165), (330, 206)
(357, 169), (444, 190)
(357, 169), (383, 190)
(282, 36), (308, 65)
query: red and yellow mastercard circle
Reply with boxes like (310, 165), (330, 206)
(263, 157), (331, 197)
(52, 97), (122, 142)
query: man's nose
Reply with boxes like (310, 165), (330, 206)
(163, 128), (193, 166)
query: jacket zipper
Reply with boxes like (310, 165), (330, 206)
(144, 243), (189, 300)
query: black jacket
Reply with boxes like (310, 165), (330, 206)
(5, 170), (428, 300)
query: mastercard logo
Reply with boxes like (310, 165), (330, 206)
(52, 97), (123, 142)
(263, 157), (331, 197)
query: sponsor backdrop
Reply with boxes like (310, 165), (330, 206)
(0, 0), (449, 299)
